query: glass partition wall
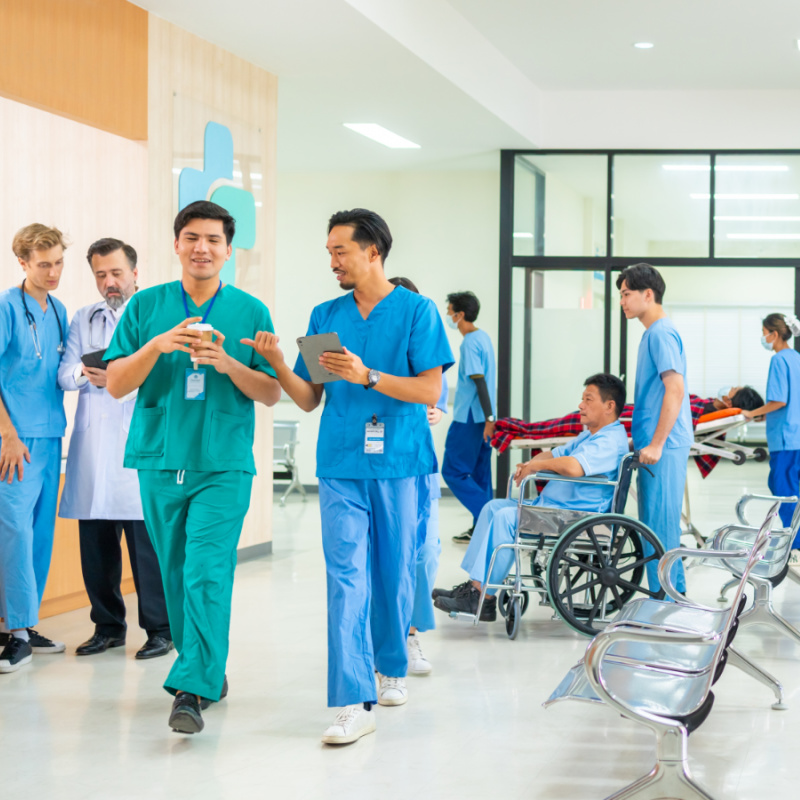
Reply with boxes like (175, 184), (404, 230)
(497, 149), (800, 488)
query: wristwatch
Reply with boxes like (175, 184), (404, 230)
(487, 415), (496, 422)
(365, 368), (381, 390)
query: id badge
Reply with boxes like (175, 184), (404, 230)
(185, 368), (206, 401)
(365, 422), (385, 454)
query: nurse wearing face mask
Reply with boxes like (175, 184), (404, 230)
(742, 312), (800, 542)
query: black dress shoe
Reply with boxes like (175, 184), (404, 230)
(135, 635), (174, 660)
(169, 692), (204, 734)
(76, 632), (126, 656)
(200, 675), (229, 710)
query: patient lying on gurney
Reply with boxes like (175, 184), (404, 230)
(490, 386), (763, 478)
(432, 373), (629, 621)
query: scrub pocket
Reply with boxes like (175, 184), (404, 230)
(208, 410), (250, 461)
(317, 414), (345, 468)
(133, 406), (166, 457)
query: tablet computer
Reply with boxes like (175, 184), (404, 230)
(296, 333), (345, 384)
(80, 348), (108, 370)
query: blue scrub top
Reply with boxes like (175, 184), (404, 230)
(534, 421), (630, 513)
(766, 348), (800, 452)
(294, 286), (454, 480)
(453, 329), (496, 423)
(0, 287), (67, 438)
(631, 317), (692, 450)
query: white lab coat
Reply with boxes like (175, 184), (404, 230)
(57, 299), (143, 520)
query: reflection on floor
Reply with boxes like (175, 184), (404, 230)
(3, 461), (799, 799)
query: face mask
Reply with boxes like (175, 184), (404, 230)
(445, 314), (459, 330)
(716, 388), (728, 400)
(761, 334), (774, 351)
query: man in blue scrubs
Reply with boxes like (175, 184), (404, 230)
(0, 224), (69, 673)
(442, 291), (496, 543)
(618, 263), (692, 594)
(247, 209), (453, 745)
(432, 374), (629, 617)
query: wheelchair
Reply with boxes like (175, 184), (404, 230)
(465, 452), (666, 639)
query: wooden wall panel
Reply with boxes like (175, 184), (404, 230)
(148, 17), (278, 550)
(0, 0), (147, 140)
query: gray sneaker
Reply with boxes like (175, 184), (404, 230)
(0, 637), (33, 673)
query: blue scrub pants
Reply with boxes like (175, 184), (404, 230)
(767, 450), (800, 542)
(138, 469), (253, 702)
(411, 475), (441, 633)
(637, 446), (689, 594)
(460, 498), (518, 592)
(319, 476), (417, 707)
(0, 437), (61, 630)
(442, 410), (493, 524)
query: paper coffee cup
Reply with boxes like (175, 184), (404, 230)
(188, 322), (214, 368)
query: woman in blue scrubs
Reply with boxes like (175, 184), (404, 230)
(742, 313), (800, 542)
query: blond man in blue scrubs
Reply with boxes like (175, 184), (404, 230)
(106, 201), (281, 734)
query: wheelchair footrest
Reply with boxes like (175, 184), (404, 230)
(449, 611), (480, 624)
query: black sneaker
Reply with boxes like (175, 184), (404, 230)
(452, 526), (474, 544)
(27, 628), (66, 654)
(169, 692), (204, 734)
(433, 581), (497, 621)
(431, 584), (464, 600)
(0, 636), (33, 673)
(200, 676), (229, 710)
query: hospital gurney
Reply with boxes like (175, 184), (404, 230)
(450, 452), (665, 639)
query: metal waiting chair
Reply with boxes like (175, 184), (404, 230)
(273, 420), (306, 506)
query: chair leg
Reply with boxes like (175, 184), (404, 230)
(727, 646), (787, 709)
(737, 582), (800, 646)
(717, 577), (738, 603)
(605, 729), (716, 800)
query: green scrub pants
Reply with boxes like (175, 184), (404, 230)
(138, 469), (253, 701)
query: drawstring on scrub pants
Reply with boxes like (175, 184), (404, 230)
(177, 470), (185, 485)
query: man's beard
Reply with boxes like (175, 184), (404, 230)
(339, 280), (356, 291)
(105, 292), (125, 310)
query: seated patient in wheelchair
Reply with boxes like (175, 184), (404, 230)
(432, 373), (629, 621)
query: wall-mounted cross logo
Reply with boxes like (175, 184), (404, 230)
(178, 122), (256, 286)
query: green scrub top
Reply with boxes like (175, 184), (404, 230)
(104, 281), (277, 474)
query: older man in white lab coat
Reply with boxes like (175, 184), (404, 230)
(58, 239), (172, 659)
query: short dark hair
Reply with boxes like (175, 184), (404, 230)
(447, 291), (480, 323)
(730, 386), (764, 410)
(615, 263), (666, 304)
(328, 208), (392, 263)
(763, 312), (792, 341)
(389, 276), (419, 294)
(86, 238), (137, 270)
(584, 373), (626, 418)
(174, 201), (236, 245)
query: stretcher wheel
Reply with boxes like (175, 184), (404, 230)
(753, 447), (768, 463)
(732, 450), (747, 466)
(546, 514), (666, 637)
(497, 589), (530, 619)
(505, 596), (521, 639)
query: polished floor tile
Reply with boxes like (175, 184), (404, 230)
(2, 460), (799, 799)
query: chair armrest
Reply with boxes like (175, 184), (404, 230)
(736, 493), (797, 526)
(657, 547), (750, 606)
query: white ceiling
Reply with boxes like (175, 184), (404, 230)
(132, 0), (800, 172)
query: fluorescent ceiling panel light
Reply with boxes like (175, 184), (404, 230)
(727, 233), (800, 240)
(343, 123), (420, 149)
(513, 232), (534, 238)
(715, 216), (800, 221)
(633, 42), (654, 49)
(691, 193), (800, 200)
(663, 164), (789, 172)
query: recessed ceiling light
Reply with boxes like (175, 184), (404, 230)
(633, 42), (654, 49)
(513, 232), (534, 238)
(343, 123), (420, 149)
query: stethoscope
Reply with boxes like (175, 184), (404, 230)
(88, 306), (108, 350)
(20, 279), (66, 359)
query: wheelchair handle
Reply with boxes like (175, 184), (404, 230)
(629, 450), (654, 478)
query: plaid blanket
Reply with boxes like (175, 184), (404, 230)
(491, 395), (719, 478)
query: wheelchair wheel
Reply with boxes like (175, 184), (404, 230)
(497, 589), (530, 619)
(546, 514), (666, 637)
(506, 596), (521, 639)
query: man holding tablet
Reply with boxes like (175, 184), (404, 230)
(105, 201), (281, 734)
(246, 208), (453, 745)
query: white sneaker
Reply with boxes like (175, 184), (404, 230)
(377, 674), (408, 706)
(321, 704), (376, 744)
(407, 634), (432, 675)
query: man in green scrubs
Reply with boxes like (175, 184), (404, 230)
(106, 201), (280, 734)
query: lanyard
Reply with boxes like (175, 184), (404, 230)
(180, 281), (221, 323)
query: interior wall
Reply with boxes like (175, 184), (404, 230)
(148, 16), (279, 549)
(273, 169), (500, 488)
